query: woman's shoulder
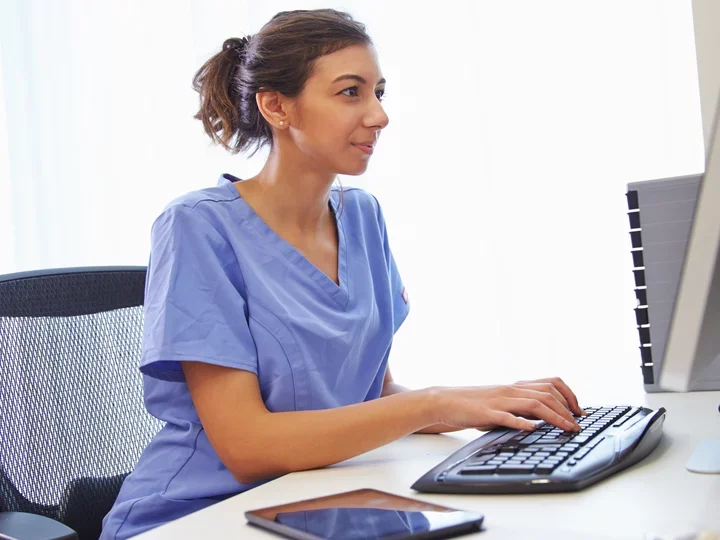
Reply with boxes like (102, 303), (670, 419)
(152, 175), (241, 231)
(162, 175), (239, 214)
(333, 186), (381, 217)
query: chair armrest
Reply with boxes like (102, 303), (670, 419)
(0, 512), (77, 540)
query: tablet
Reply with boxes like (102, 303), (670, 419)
(245, 488), (484, 539)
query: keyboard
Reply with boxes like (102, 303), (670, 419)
(412, 405), (666, 494)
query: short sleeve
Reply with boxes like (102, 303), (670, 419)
(140, 205), (258, 382)
(372, 195), (410, 334)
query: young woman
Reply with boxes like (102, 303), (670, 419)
(101, 9), (584, 539)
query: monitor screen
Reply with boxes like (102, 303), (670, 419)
(660, 88), (720, 391)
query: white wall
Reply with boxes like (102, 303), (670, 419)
(351, 1), (705, 400)
(0, 1), (706, 403)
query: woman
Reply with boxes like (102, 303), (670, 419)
(101, 9), (584, 539)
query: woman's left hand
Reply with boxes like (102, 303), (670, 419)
(511, 377), (585, 417)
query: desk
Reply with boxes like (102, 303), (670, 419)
(137, 391), (720, 539)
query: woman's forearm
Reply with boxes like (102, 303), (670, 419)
(229, 388), (438, 484)
(381, 381), (463, 434)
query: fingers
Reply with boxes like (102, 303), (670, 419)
(507, 397), (580, 432)
(514, 389), (578, 429)
(518, 377), (585, 416)
(538, 377), (584, 416)
(488, 410), (537, 432)
(513, 382), (570, 412)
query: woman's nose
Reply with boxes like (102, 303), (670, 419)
(365, 99), (389, 130)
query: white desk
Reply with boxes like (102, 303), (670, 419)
(137, 391), (720, 540)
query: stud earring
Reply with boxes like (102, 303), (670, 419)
(279, 121), (284, 126)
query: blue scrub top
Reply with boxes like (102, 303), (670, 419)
(100, 174), (409, 539)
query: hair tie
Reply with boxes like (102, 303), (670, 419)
(223, 36), (250, 55)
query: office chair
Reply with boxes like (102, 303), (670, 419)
(0, 267), (164, 540)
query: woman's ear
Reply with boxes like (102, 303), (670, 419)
(256, 91), (291, 129)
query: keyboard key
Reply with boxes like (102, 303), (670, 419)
(534, 452), (551, 458)
(516, 452), (533, 458)
(519, 432), (544, 445)
(573, 435), (590, 444)
(587, 436), (605, 449)
(460, 465), (498, 474)
(535, 464), (556, 474)
(612, 407), (629, 413)
(614, 409), (640, 427)
(497, 464), (536, 474)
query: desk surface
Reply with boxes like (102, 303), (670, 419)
(136, 391), (720, 540)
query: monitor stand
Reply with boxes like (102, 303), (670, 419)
(686, 436), (720, 473)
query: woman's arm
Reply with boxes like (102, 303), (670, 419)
(381, 367), (463, 434)
(380, 368), (585, 434)
(183, 362), (582, 486)
(183, 362), (437, 485)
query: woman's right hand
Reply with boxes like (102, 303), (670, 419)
(427, 383), (582, 433)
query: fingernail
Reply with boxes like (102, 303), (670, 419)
(564, 420), (575, 430)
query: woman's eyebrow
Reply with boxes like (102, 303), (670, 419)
(331, 74), (386, 86)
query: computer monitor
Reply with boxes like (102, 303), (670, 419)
(658, 90), (720, 473)
(659, 90), (720, 393)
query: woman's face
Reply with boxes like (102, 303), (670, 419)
(288, 44), (389, 176)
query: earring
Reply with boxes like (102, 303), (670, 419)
(279, 121), (284, 126)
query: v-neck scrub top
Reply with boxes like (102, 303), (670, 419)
(100, 174), (410, 539)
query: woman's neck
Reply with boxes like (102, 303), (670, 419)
(239, 148), (337, 236)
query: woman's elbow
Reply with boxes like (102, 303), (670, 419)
(225, 452), (288, 485)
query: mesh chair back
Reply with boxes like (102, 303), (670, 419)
(0, 267), (164, 540)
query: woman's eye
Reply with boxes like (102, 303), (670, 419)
(341, 86), (359, 97)
(340, 86), (386, 101)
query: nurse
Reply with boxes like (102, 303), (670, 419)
(101, 8), (584, 539)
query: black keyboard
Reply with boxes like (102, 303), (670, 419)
(412, 405), (666, 494)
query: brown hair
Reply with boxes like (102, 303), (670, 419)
(192, 9), (373, 156)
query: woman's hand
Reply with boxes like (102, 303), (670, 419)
(428, 377), (584, 432)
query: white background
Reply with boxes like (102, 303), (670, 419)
(0, 0), (706, 398)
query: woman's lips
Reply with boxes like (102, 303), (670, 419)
(353, 143), (374, 155)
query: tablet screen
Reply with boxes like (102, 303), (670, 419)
(246, 488), (483, 540)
